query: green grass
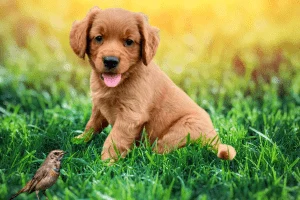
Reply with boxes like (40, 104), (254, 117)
(0, 59), (299, 200)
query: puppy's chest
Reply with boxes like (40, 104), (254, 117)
(94, 88), (143, 124)
(97, 96), (123, 124)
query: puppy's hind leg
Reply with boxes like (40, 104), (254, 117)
(153, 114), (236, 160)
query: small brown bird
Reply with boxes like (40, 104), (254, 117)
(10, 150), (67, 200)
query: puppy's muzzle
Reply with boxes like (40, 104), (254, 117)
(103, 56), (119, 70)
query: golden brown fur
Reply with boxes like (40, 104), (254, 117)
(70, 7), (236, 161)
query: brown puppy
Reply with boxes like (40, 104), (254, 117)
(70, 7), (236, 161)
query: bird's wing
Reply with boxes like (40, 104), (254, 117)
(26, 167), (49, 193)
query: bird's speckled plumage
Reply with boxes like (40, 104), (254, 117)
(10, 150), (66, 200)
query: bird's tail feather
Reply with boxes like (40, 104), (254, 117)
(9, 188), (24, 200)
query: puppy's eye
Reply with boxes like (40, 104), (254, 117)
(95, 36), (103, 43)
(124, 39), (134, 47)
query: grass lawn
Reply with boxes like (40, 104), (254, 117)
(0, 60), (299, 199)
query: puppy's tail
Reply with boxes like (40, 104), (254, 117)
(217, 144), (236, 160)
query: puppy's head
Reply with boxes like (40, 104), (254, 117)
(70, 7), (159, 87)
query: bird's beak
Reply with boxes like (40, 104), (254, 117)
(57, 151), (67, 161)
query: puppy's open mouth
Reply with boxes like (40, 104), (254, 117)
(101, 73), (122, 87)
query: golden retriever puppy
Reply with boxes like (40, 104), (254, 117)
(70, 7), (236, 161)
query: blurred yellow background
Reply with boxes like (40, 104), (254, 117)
(1, 0), (300, 95)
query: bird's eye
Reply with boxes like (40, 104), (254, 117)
(124, 39), (134, 47)
(95, 36), (103, 43)
(54, 152), (59, 156)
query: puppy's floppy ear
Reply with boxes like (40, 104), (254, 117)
(70, 7), (100, 59)
(136, 13), (160, 66)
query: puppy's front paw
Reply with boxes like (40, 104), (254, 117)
(72, 130), (94, 144)
(101, 154), (116, 166)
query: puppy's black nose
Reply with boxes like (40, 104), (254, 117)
(103, 56), (119, 69)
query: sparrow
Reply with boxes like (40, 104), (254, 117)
(10, 150), (67, 200)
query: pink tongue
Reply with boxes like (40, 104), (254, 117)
(102, 73), (121, 87)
